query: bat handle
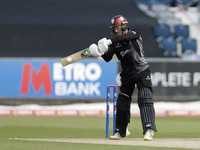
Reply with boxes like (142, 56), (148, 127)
(81, 48), (91, 57)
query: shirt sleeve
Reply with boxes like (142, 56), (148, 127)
(111, 29), (140, 43)
(101, 45), (115, 62)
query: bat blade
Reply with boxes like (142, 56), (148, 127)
(60, 48), (90, 67)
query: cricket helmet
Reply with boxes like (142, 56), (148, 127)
(110, 15), (128, 29)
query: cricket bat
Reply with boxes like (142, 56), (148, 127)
(60, 48), (90, 67)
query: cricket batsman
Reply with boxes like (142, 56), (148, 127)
(89, 15), (157, 140)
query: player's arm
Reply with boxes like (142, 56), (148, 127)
(60, 38), (112, 67)
(101, 45), (115, 62)
(111, 29), (140, 43)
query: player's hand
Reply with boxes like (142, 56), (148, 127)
(89, 43), (104, 57)
(98, 38), (112, 53)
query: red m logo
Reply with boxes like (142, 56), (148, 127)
(20, 63), (52, 94)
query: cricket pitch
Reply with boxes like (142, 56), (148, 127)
(15, 138), (200, 149)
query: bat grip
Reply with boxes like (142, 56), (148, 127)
(81, 48), (91, 57)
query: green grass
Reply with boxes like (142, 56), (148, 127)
(0, 116), (199, 150)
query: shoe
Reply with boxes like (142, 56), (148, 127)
(126, 128), (131, 137)
(144, 129), (154, 141)
(110, 128), (131, 140)
(109, 132), (121, 140)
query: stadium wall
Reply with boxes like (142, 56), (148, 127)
(0, 57), (200, 105)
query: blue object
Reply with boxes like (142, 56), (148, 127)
(106, 86), (110, 138)
(106, 85), (118, 138)
(154, 24), (171, 38)
(0, 59), (118, 99)
(181, 38), (197, 53)
(174, 25), (189, 38)
(161, 37), (177, 56)
(113, 86), (117, 135)
(158, 0), (173, 4)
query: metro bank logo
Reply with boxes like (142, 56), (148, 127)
(20, 63), (52, 94)
(14, 60), (117, 98)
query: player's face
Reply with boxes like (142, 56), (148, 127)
(113, 25), (123, 36)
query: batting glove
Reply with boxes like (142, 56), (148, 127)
(89, 43), (104, 57)
(98, 38), (112, 53)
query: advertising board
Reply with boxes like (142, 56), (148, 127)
(0, 59), (118, 99)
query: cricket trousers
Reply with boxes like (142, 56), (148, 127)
(115, 67), (157, 137)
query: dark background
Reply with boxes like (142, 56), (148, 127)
(0, 0), (162, 57)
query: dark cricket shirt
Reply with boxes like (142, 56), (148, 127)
(102, 29), (149, 78)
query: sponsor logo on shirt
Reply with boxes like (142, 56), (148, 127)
(131, 31), (136, 35)
(120, 49), (131, 57)
(115, 43), (122, 48)
(146, 76), (151, 80)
